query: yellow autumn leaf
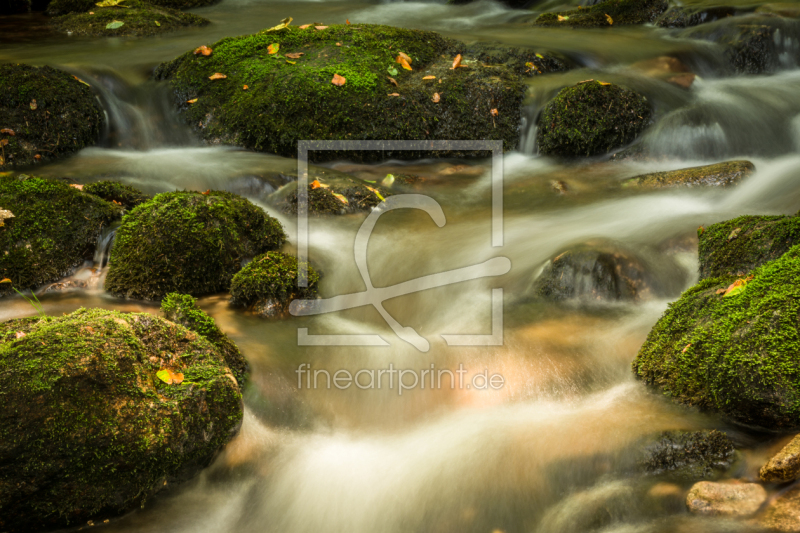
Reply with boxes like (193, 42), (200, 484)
(332, 192), (349, 205)
(263, 17), (292, 32)
(422, 75), (435, 80)
(96, 0), (128, 7)
(605, 13), (613, 24)
(208, 73), (227, 80)
(557, 15), (569, 21)
(187, 98), (198, 103)
(268, 43), (280, 54)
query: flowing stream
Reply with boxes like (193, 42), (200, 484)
(3, 1), (800, 531)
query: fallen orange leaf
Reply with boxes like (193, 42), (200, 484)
(432, 92), (440, 102)
(388, 76), (398, 86)
(15, 331), (25, 339)
(336, 42), (342, 46)
(285, 52), (304, 59)
(156, 368), (184, 385)
(187, 98), (198, 103)
(605, 13), (613, 24)
(397, 57), (412, 71)
(310, 179), (322, 189)
(194, 45), (212, 56)
(346, 18), (350, 24)
(315, 25), (328, 30)
(70, 184), (84, 190)
(331, 73), (346, 86)
(243, 85), (248, 90)
(208, 73), (227, 80)
(423, 75), (435, 80)
(451, 54), (462, 69)
(388, 93), (400, 97)
(397, 52), (412, 64)
(268, 43), (279, 54)
(1, 128), (15, 135)
(34, 154), (41, 160)
(299, 23), (312, 29)
(332, 192), (349, 204)
(490, 108), (499, 116)
(201, 189), (211, 195)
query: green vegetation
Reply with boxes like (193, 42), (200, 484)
(537, 81), (652, 157)
(0, 175), (121, 296)
(105, 190), (286, 300)
(533, 0), (668, 28)
(0, 64), (104, 170)
(622, 161), (754, 189)
(84, 180), (152, 210)
(50, 0), (209, 37)
(161, 293), (248, 385)
(230, 252), (318, 316)
(0, 307), (242, 533)
(633, 244), (800, 429)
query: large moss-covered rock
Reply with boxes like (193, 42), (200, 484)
(0, 175), (121, 296)
(537, 81), (652, 158)
(698, 214), (800, 280)
(161, 293), (248, 385)
(632, 244), (800, 430)
(47, 0), (216, 15)
(154, 24), (566, 162)
(622, 160), (754, 189)
(104, 190), (286, 300)
(533, 0), (668, 28)
(83, 180), (151, 210)
(0, 0), (29, 14)
(230, 252), (319, 317)
(0, 308), (242, 533)
(0, 64), (104, 170)
(51, 0), (209, 37)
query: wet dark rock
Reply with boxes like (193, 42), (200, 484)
(633, 243), (800, 430)
(0, 175), (121, 297)
(154, 24), (566, 162)
(0, 63), (104, 171)
(275, 174), (392, 216)
(0, 307), (243, 533)
(104, 191), (286, 300)
(83, 180), (151, 210)
(622, 160), (754, 189)
(0, 0), (29, 14)
(638, 430), (736, 481)
(756, 3), (800, 17)
(656, 5), (737, 29)
(161, 293), (249, 386)
(698, 213), (800, 280)
(50, 0), (209, 37)
(533, 0), (668, 28)
(229, 252), (319, 318)
(686, 481), (767, 516)
(536, 81), (652, 158)
(760, 434), (800, 482)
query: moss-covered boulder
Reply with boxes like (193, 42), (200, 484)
(633, 244), (800, 430)
(698, 214), (800, 280)
(533, 0), (668, 28)
(0, 175), (121, 296)
(154, 24), (567, 162)
(622, 160), (754, 189)
(0, 0), (30, 14)
(51, 0), (209, 37)
(273, 174), (393, 215)
(0, 64), (104, 171)
(161, 293), (248, 385)
(105, 190), (286, 300)
(537, 81), (652, 158)
(230, 252), (319, 317)
(638, 430), (736, 481)
(0, 307), (242, 533)
(83, 180), (151, 210)
(656, 5), (737, 29)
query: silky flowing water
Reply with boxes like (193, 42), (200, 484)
(3, 1), (800, 531)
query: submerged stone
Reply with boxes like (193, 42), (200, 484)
(0, 63), (104, 170)
(638, 430), (736, 481)
(622, 160), (754, 189)
(698, 213), (800, 280)
(0, 175), (121, 296)
(154, 24), (567, 162)
(51, 0), (209, 37)
(686, 481), (767, 516)
(633, 244), (800, 430)
(83, 180), (152, 209)
(104, 190), (286, 300)
(760, 434), (800, 482)
(0, 307), (243, 533)
(536, 81), (652, 158)
(274, 174), (393, 215)
(533, 0), (668, 28)
(229, 252), (319, 318)
(656, 5), (737, 29)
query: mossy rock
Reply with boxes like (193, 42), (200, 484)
(0, 0), (30, 14)
(622, 160), (754, 189)
(230, 252), (319, 317)
(698, 214), (800, 280)
(83, 180), (151, 209)
(161, 292), (248, 385)
(154, 24), (566, 162)
(638, 430), (736, 481)
(633, 244), (800, 430)
(47, 0), (216, 16)
(104, 190), (287, 300)
(274, 174), (393, 215)
(656, 5), (737, 29)
(0, 175), (121, 296)
(533, 0), (668, 28)
(50, 0), (209, 37)
(0, 64), (104, 170)
(537, 81), (652, 158)
(0, 307), (242, 533)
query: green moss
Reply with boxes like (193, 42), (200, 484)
(622, 160), (754, 189)
(633, 244), (800, 429)
(698, 214), (800, 280)
(50, 0), (209, 37)
(0, 307), (242, 533)
(83, 180), (151, 210)
(656, 6), (737, 29)
(230, 252), (318, 315)
(537, 81), (652, 158)
(0, 63), (104, 170)
(638, 430), (735, 481)
(0, 175), (121, 296)
(161, 293), (248, 385)
(533, 0), (668, 28)
(105, 190), (286, 300)
(154, 24), (557, 162)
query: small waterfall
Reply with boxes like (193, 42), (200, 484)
(93, 222), (119, 271)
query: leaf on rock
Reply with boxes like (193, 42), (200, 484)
(0, 278), (11, 283)
(201, 189), (211, 195)
(723, 276), (753, 297)
(397, 52), (412, 64)
(187, 98), (198, 103)
(451, 54), (462, 69)
(346, 18), (350, 24)
(396, 55), (412, 70)
(387, 76), (398, 86)
(388, 93), (400, 97)
(315, 25), (328, 30)
(299, 23), (312, 29)
(15, 331), (25, 339)
(364, 186), (385, 201)
(242, 85), (248, 90)
(0, 210), (12, 227)
(105, 20), (124, 29)
(268, 43), (280, 54)
(29, 99), (37, 110)
(490, 108), (499, 116)
(209, 73), (227, 80)
(0, 128), (15, 135)
(331, 73), (346, 86)
(0, 139), (7, 147)
(70, 184), (84, 190)
(96, 0), (126, 6)
(154, 20), (160, 26)
(72, 75), (91, 86)
(535, 53), (544, 59)
(387, 66), (398, 76)
(156, 369), (184, 385)
(264, 17), (292, 32)
(432, 92), (440, 103)
(598, 81), (611, 85)
(285, 52), (304, 59)
(286, 60), (296, 65)
(557, 15), (569, 21)
(423, 75), (435, 80)
(194, 45), (212, 56)
(605, 13), (613, 24)
(332, 192), (349, 204)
